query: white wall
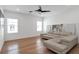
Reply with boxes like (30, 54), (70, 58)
(4, 10), (42, 41)
(0, 10), (4, 51)
(63, 24), (79, 42)
(43, 6), (79, 42)
(0, 18), (4, 51)
(44, 6), (79, 25)
(43, 6), (79, 32)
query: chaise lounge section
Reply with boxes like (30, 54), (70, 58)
(41, 32), (78, 54)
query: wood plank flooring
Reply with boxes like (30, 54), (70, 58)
(1, 36), (79, 54)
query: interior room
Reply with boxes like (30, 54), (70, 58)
(0, 5), (79, 54)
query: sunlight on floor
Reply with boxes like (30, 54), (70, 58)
(36, 39), (45, 53)
(7, 44), (19, 54)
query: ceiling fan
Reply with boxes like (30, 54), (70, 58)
(29, 6), (51, 13)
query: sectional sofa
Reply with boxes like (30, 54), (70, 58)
(40, 32), (78, 54)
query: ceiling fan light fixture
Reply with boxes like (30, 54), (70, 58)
(28, 6), (51, 13)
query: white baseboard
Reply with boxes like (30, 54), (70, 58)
(5, 34), (40, 41)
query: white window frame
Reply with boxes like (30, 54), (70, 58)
(7, 18), (18, 33)
(37, 21), (42, 32)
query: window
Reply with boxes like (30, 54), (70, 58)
(37, 21), (42, 31)
(0, 18), (4, 32)
(7, 18), (18, 33)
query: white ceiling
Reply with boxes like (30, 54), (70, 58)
(0, 5), (78, 17)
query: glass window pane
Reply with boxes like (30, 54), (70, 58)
(37, 21), (42, 31)
(7, 18), (18, 33)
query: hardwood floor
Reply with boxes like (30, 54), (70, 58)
(1, 36), (79, 54)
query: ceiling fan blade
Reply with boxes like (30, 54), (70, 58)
(41, 10), (51, 12)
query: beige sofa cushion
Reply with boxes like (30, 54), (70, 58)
(41, 33), (64, 39)
(44, 39), (68, 52)
(62, 35), (77, 42)
(48, 32), (72, 36)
